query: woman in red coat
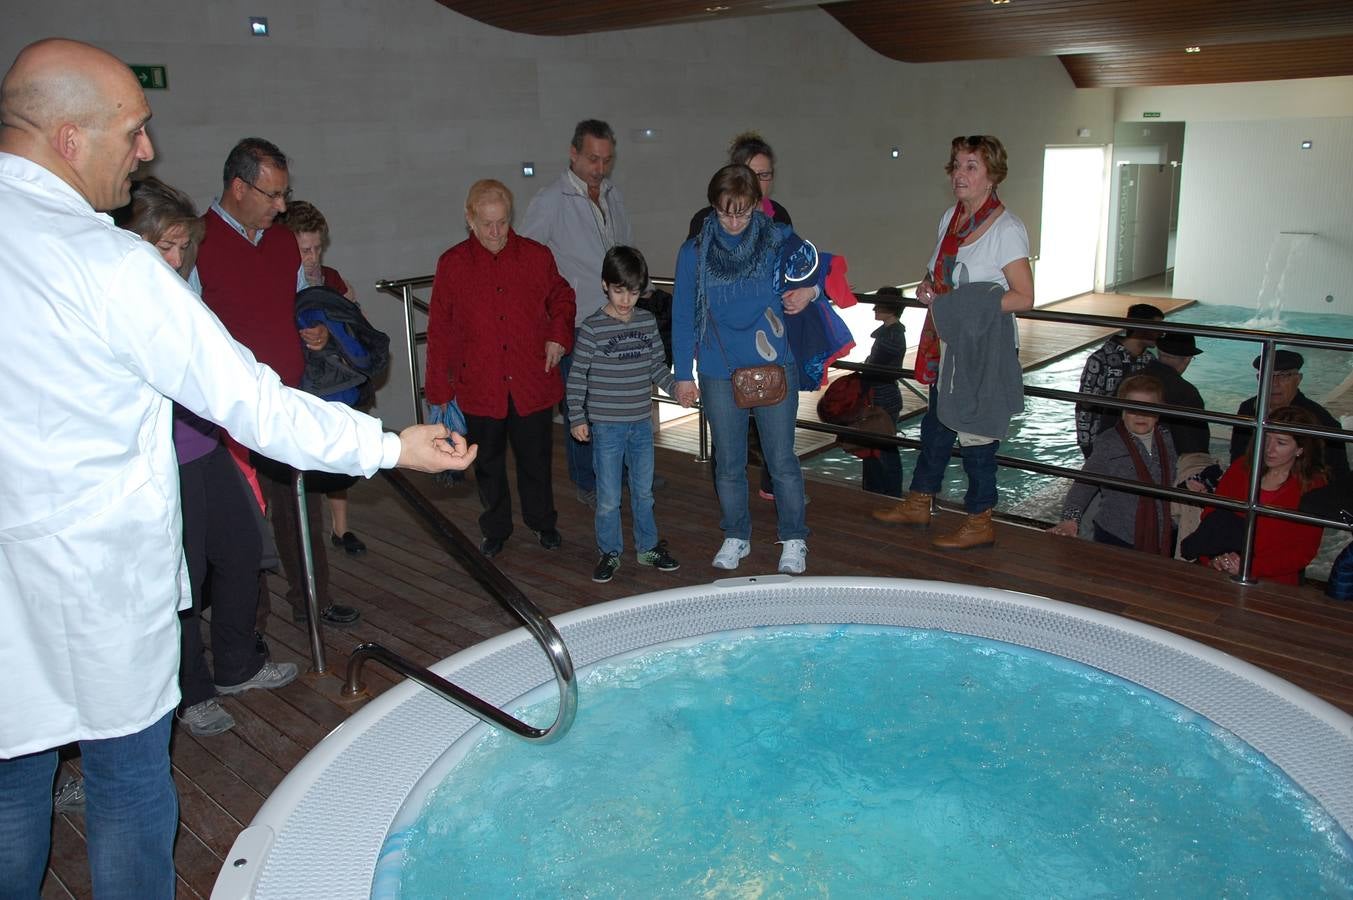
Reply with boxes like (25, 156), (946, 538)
(1199, 406), (1327, 585)
(425, 179), (576, 559)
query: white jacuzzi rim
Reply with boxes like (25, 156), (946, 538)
(212, 575), (1353, 900)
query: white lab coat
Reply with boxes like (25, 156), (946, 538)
(0, 153), (401, 756)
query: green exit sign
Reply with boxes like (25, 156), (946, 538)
(128, 64), (168, 90)
(1142, 111), (1162, 119)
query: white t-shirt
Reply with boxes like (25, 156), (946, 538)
(928, 206), (1029, 290)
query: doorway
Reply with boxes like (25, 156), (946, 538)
(1035, 146), (1108, 306)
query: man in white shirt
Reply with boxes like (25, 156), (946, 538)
(520, 120), (633, 507)
(0, 38), (474, 898)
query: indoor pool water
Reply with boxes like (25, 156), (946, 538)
(391, 627), (1353, 898)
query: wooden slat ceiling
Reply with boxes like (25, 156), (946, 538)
(435, 0), (1353, 88)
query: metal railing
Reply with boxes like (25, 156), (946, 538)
(290, 463), (577, 743)
(378, 273), (1353, 586)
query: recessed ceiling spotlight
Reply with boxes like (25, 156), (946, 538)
(705, 5), (730, 11)
(990, 0), (1011, 5)
(1185, 46), (1201, 53)
(522, 162), (535, 177)
(249, 17), (269, 37)
(890, 147), (900, 159)
(1300, 140), (1313, 150)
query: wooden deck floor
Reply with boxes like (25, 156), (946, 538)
(47, 398), (1353, 898)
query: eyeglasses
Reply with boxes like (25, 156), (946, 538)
(751, 170), (774, 182)
(716, 207), (755, 222)
(243, 179), (292, 204)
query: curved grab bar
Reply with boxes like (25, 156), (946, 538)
(341, 469), (577, 743)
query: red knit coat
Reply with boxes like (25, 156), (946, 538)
(197, 212), (304, 386)
(424, 232), (575, 418)
(1200, 461), (1326, 585)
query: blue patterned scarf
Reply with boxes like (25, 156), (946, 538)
(694, 210), (784, 342)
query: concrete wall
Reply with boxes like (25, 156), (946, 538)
(1173, 116), (1353, 316)
(6, 1), (1113, 425)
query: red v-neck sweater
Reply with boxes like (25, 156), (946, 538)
(197, 211), (304, 386)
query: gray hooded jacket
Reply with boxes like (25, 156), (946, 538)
(930, 280), (1024, 440)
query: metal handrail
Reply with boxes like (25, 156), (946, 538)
(378, 272), (1352, 585)
(339, 469), (577, 742)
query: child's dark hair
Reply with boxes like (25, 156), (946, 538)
(602, 245), (648, 293)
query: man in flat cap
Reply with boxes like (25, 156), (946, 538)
(1229, 349), (1349, 480)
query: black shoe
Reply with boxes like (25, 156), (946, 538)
(292, 603), (361, 627)
(535, 528), (562, 550)
(480, 536), (505, 558)
(592, 552), (620, 583)
(330, 531), (367, 556)
(637, 540), (681, 572)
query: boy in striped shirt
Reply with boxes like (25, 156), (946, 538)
(567, 246), (682, 583)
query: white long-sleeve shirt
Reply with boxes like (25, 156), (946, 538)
(0, 152), (400, 756)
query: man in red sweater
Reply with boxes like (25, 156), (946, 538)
(195, 138), (359, 628)
(425, 179), (575, 558)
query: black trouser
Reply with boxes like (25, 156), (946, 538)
(253, 453), (331, 626)
(179, 445), (265, 704)
(465, 398), (557, 540)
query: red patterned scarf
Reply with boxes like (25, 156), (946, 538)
(913, 191), (1003, 384)
(1116, 420), (1174, 556)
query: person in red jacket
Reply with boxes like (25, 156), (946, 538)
(425, 179), (576, 558)
(1196, 405), (1327, 585)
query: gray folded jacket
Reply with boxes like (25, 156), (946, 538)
(930, 280), (1024, 441)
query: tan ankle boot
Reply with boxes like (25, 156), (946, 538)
(872, 491), (933, 527)
(932, 509), (995, 549)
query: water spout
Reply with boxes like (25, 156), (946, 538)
(1246, 232), (1315, 329)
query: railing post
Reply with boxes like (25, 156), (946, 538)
(696, 404), (710, 462)
(1235, 340), (1276, 585)
(293, 470), (327, 674)
(400, 284), (424, 425)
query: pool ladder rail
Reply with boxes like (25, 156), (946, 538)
(340, 469), (578, 744)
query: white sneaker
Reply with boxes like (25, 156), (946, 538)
(712, 538), (751, 570)
(777, 539), (807, 575)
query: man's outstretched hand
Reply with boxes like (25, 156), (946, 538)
(396, 425), (478, 473)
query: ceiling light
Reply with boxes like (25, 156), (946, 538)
(990, 0), (1011, 5)
(1185, 46), (1201, 53)
(1301, 140), (1313, 150)
(705, 5), (730, 11)
(890, 147), (900, 159)
(522, 162), (535, 177)
(249, 17), (269, 37)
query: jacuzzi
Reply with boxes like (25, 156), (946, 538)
(210, 576), (1353, 898)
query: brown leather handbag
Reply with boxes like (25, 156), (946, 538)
(730, 364), (787, 408)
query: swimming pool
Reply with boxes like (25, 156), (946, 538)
(212, 577), (1353, 899)
(391, 627), (1353, 897)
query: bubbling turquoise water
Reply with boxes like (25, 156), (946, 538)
(397, 627), (1353, 898)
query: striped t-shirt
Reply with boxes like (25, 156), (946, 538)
(566, 307), (676, 426)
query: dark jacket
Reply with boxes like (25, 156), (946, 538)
(295, 286), (390, 409)
(1138, 358), (1210, 456)
(930, 281), (1024, 440)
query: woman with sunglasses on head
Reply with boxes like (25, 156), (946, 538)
(873, 135), (1033, 549)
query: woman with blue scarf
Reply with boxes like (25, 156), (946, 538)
(672, 164), (828, 575)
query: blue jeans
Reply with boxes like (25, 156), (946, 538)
(909, 388), (999, 513)
(700, 369), (808, 541)
(0, 712), (176, 899)
(559, 345), (595, 492)
(591, 421), (658, 556)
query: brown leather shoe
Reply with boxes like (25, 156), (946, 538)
(872, 491), (933, 526)
(932, 509), (995, 550)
